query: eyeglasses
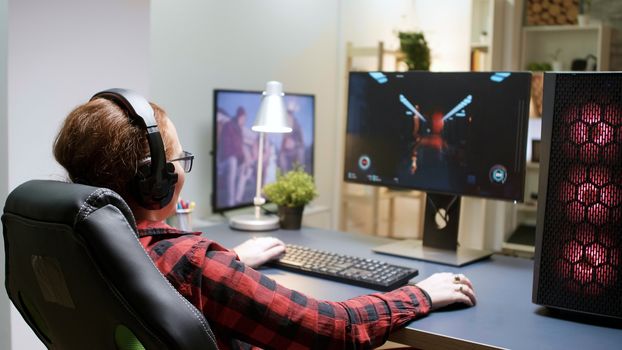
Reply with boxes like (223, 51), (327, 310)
(170, 151), (194, 173)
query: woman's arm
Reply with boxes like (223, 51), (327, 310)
(145, 233), (475, 350)
(196, 248), (431, 350)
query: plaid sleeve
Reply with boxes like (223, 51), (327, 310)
(193, 245), (431, 349)
(141, 231), (430, 349)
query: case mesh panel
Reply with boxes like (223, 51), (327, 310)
(537, 73), (622, 318)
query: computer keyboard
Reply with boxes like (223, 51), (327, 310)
(271, 244), (419, 291)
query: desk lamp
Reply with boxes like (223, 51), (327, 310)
(229, 81), (292, 231)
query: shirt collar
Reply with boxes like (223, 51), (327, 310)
(136, 220), (198, 237)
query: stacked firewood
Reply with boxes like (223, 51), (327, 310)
(530, 73), (544, 117)
(525, 0), (579, 26)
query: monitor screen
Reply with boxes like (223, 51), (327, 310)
(212, 89), (315, 212)
(344, 71), (531, 201)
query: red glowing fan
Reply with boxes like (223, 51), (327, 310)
(533, 73), (622, 319)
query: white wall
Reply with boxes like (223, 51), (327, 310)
(0, 0), (10, 347)
(4, 0), (151, 348)
(150, 0), (340, 225)
(411, 0), (471, 71)
(8, 0), (151, 189)
(340, 0), (470, 71)
(340, 0), (416, 49)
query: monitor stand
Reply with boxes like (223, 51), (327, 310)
(373, 193), (493, 267)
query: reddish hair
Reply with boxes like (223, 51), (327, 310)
(53, 98), (174, 199)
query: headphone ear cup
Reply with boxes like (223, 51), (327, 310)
(131, 162), (157, 209)
(162, 161), (179, 201)
(165, 162), (176, 176)
(131, 161), (179, 209)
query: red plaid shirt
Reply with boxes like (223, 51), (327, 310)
(137, 221), (431, 350)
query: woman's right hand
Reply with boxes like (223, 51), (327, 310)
(415, 272), (477, 310)
(233, 236), (286, 269)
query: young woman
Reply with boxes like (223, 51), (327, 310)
(53, 90), (476, 350)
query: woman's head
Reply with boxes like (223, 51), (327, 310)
(235, 106), (247, 125)
(53, 96), (185, 220)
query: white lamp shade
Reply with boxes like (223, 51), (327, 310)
(252, 81), (292, 133)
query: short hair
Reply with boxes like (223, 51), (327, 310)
(235, 106), (246, 118)
(53, 98), (174, 199)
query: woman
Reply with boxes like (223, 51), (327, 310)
(53, 91), (476, 350)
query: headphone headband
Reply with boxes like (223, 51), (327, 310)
(90, 88), (178, 209)
(92, 88), (157, 128)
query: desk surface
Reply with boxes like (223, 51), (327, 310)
(199, 224), (622, 350)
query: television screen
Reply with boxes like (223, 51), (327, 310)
(344, 71), (531, 201)
(213, 90), (315, 212)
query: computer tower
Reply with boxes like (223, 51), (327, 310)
(533, 72), (622, 319)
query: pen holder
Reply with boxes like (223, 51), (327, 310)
(169, 208), (193, 231)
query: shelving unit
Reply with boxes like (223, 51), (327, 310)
(339, 42), (425, 238)
(469, 0), (505, 71)
(503, 21), (612, 257)
(503, 161), (540, 257)
(505, 95), (543, 257)
(346, 42), (404, 72)
(517, 162), (540, 223)
(520, 24), (611, 71)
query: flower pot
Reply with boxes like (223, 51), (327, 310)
(577, 14), (590, 26)
(278, 206), (304, 230)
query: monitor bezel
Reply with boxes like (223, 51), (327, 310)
(211, 88), (316, 213)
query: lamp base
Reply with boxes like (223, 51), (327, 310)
(229, 214), (279, 231)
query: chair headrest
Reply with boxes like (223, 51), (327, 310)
(3, 180), (136, 232)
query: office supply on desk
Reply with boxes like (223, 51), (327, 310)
(271, 244), (418, 291)
(344, 71), (531, 266)
(170, 209), (194, 231)
(168, 199), (196, 231)
(533, 72), (622, 319)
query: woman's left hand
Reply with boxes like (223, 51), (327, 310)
(233, 236), (286, 268)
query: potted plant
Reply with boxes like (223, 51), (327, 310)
(398, 31), (431, 71)
(526, 62), (553, 72)
(578, 0), (591, 26)
(263, 167), (318, 230)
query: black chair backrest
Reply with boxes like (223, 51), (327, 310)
(2, 180), (218, 349)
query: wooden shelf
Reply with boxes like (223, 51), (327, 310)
(523, 24), (603, 32)
(515, 203), (537, 213)
(520, 23), (610, 71)
(527, 162), (540, 171)
(469, 0), (504, 71)
(470, 42), (490, 50)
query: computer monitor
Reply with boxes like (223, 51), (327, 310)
(212, 89), (315, 213)
(344, 71), (531, 266)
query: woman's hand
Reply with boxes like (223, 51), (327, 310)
(416, 272), (477, 310)
(233, 236), (286, 269)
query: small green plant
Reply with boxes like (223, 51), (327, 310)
(263, 167), (318, 208)
(398, 31), (431, 71)
(579, 0), (591, 14)
(526, 62), (553, 71)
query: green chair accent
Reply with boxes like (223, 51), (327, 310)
(115, 325), (145, 350)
